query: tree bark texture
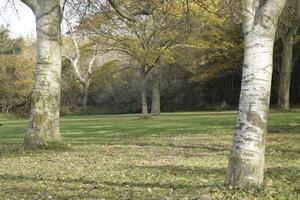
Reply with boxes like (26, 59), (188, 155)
(226, 0), (286, 188)
(21, 0), (62, 147)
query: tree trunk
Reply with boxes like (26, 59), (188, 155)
(151, 80), (160, 115)
(22, 0), (62, 148)
(226, 34), (274, 187)
(141, 88), (148, 116)
(140, 68), (148, 116)
(82, 82), (89, 109)
(226, 0), (286, 188)
(278, 34), (294, 110)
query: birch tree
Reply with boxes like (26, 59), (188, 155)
(226, 0), (286, 188)
(20, 0), (62, 147)
(62, 33), (101, 109)
(277, 0), (300, 110)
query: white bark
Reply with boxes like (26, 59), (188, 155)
(63, 34), (119, 108)
(226, 0), (286, 188)
(21, 0), (62, 147)
(81, 51), (97, 108)
(62, 32), (100, 108)
(63, 31), (86, 85)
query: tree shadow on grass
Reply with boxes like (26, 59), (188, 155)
(1, 167), (298, 186)
(267, 146), (300, 158)
(0, 173), (216, 199)
(65, 134), (229, 151)
(265, 167), (300, 180)
(0, 142), (73, 158)
(0, 173), (213, 189)
(0, 185), (104, 200)
(128, 165), (226, 178)
(268, 124), (300, 134)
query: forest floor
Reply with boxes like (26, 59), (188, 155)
(0, 111), (299, 200)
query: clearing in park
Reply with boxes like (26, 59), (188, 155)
(0, 112), (299, 199)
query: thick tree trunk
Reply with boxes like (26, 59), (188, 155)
(23, 0), (62, 147)
(226, 34), (274, 187)
(151, 80), (160, 115)
(140, 68), (148, 116)
(278, 34), (294, 110)
(226, 0), (286, 188)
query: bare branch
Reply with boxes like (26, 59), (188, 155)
(107, 0), (136, 22)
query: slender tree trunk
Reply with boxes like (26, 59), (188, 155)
(82, 67), (93, 109)
(226, 0), (286, 188)
(278, 34), (294, 110)
(22, 0), (62, 147)
(82, 83), (89, 109)
(140, 68), (148, 116)
(277, 0), (300, 110)
(81, 78), (91, 109)
(141, 88), (148, 115)
(151, 80), (160, 115)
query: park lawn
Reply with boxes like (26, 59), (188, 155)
(0, 112), (299, 200)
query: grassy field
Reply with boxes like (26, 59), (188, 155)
(0, 112), (299, 199)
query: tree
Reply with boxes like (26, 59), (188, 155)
(277, 0), (300, 110)
(187, 0), (244, 103)
(60, 58), (83, 113)
(82, 0), (189, 116)
(20, 0), (62, 147)
(0, 31), (34, 113)
(62, 34), (119, 109)
(226, 0), (286, 188)
(0, 26), (23, 54)
(62, 33), (100, 109)
(88, 60), (141, 113)
(0, 55), (34, 113)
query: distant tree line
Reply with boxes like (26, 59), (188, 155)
(1, 8), (300, 115)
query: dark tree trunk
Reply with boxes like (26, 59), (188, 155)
(82, 82), (90, 109)
(151, 80), (160, 115)
(278, 34), (294, 110)
(140, 68), (148, 116)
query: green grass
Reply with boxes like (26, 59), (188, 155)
(0, 111), (299, 199)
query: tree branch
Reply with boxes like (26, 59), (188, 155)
(257, 0), (287, 28)
(107, 0), (136, 22)
(19, 0), (37, 12)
